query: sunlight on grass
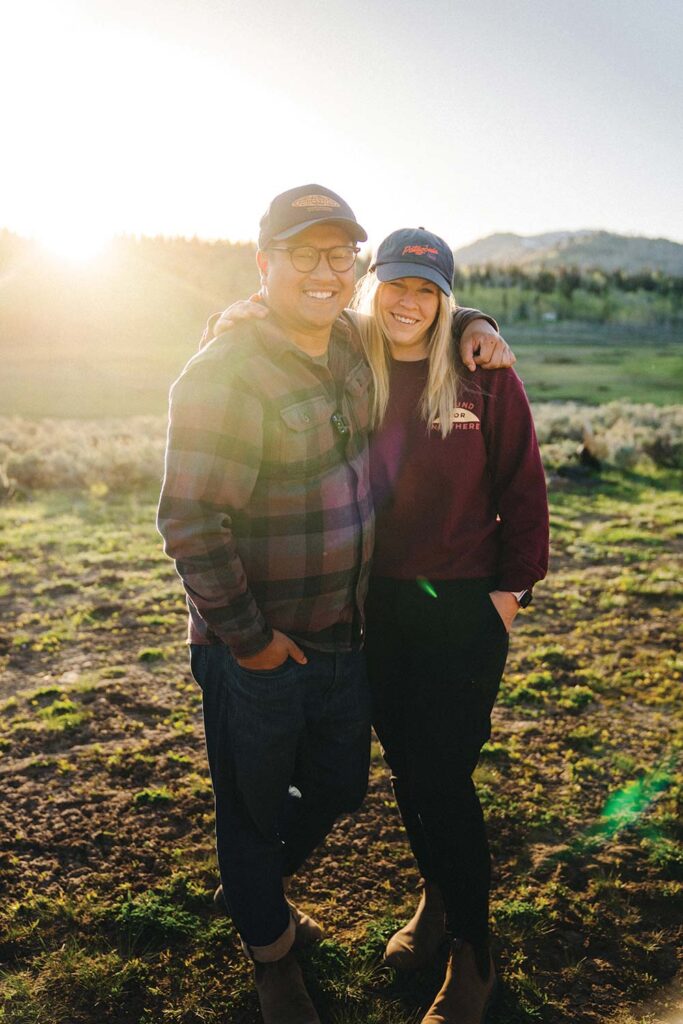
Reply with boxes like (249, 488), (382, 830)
(0, 453), (680, 1024)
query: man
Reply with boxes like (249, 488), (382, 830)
(158, 184), (510, 1023)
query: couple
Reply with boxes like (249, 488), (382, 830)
(158, 183), (549, 1024)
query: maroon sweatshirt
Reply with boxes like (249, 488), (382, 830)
(369, 359), (549, 590)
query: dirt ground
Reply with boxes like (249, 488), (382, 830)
(0, 477), (681, 1023)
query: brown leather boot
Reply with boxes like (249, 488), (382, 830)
(421, 939), (497, 1024)
(214, 883), (324, 948)
(384, 881), (447, 969)
(288, 900), (324, 947)
(254, 950), (321, 1024)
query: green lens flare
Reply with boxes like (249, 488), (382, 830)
(536, 764), (673, 871)
(600, 768), (671, 837)
(417, 577), (438, 599)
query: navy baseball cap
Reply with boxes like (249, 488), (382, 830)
(371, 227), (454, 296)
(258, 184), (368, 249)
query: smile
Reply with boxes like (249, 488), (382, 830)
(392, 313), (419, 325)
(304, 290), (335, 301)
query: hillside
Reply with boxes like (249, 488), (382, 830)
(454, 230), (683, 274)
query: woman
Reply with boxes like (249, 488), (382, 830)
(353, 228), (548, 1023)
(212, 227), (548, 1024)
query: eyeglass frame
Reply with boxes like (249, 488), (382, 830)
(266, 244), (361, 273)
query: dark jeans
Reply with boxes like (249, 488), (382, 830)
(190, 643), (371, 947)
(364, 576), (509, 949)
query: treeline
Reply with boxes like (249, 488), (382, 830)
(2, 229), (682, 332)
(454, 264), (683, 328)
(456, 263), (683, 298)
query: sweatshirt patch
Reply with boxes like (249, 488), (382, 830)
(431, 408), (481, 431)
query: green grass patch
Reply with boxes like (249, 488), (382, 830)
(132, 786), (173, 807)
(113, 890), (201, 949)
(37, 699), (86, 732)
(0, 941), (148, 1023)
(137, 647), (165, 663)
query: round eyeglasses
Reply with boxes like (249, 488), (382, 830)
(267, 245), (360, 273)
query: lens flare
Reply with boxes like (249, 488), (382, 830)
(534, 764), (674, 873)
(417, 577), (438, 599)
(600, 768), (671, 837)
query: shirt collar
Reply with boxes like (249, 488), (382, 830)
(253, 306), (353, 362)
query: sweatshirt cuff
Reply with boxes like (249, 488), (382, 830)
(454, 308), (499, 334)
(496, 574), (542, 592)
(199, 312), (222, 350)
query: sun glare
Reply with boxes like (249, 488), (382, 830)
(38, 226), (112, 265)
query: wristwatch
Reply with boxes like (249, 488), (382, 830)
(511, 589), (533, 608)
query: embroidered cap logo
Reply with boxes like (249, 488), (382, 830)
(402, 244), (439, 260)
(292, 195), (342, 210)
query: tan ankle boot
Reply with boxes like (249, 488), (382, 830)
(289, 900), (324, 948)
(213, 883), (324, 948)
(384, 881), (446, 969)
(421, 940), (497, 1024)
(254, 950), (321, 1024)
(282, 875), (325, 947)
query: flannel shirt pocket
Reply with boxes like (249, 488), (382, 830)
(280, 396), (331, 432)
(278, 395), (335, 469)
(344, 360), (372, 432)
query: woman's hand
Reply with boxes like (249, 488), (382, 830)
(460, 319), (516, 372)
(488, 590), (520, 632)
(213, 295), (269, 337)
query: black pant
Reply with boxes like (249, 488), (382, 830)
(364, 576), (509, 948)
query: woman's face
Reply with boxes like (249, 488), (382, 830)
(378, 277), (440, 360)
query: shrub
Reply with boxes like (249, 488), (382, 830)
(1, 402), (681, 497)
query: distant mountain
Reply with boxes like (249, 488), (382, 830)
(453, 230), (683, 275)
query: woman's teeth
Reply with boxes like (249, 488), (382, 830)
(393, 313), (418, 325)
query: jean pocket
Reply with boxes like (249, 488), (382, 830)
(189, 643), (210, 687)
(228, 657), (300, 711)
(234, 657), (295, 680)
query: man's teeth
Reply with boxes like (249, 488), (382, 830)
(393, 313), (418, 325)
(305, 290), (334, 300)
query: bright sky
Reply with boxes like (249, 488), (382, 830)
(2, 0), (682, 260)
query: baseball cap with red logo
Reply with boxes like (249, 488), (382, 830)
(371, 227), (454, 296)
(258, 184), (368, 249)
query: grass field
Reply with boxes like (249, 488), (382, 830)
(506, 338), (683, 406)
(0, 466), (681, 1023)
(2, 312), (681, 419)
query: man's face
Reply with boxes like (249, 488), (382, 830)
(257, 224), (356, 340)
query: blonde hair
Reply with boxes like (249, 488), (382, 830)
(352, 271), (460, 438)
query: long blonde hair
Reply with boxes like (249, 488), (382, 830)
(352, 271), (460, 438)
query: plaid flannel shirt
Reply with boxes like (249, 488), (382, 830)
(158, 305), (495, 657)
(157, 311), (374, 657)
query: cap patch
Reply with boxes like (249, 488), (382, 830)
(292, 194), (341, 209)
(402, 244), (439, 258)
